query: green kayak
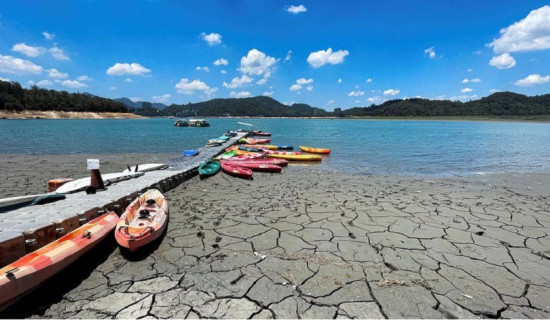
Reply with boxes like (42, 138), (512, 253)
(198, 160), (221, 179)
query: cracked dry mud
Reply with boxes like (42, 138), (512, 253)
(4, 168), (550, 319)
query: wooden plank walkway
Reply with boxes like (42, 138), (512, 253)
(0, 131), (249, 267)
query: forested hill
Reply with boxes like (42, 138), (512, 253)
(0, 80), (128, 113)
(162, 96), (331, 117)
(343, 92), (550, 117)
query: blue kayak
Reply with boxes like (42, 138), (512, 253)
(276, 145), (293, 150)
(183, 149), (199, 157)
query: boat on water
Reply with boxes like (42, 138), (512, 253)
(173, 119), (189, 127)
(189, 119), (210, 127)
(299, 146), (331, 154)
(115, 189), (168, 252)
(0, 211), (119, 311)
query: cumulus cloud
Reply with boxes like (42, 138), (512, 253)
(290, 78), (313, 91)
(201, 32), (222, 46)
(338, 78), (342, 84)
(175, 78), (217, 95)
(462, 78), (481, 84)
(152, 94), (171, 104)
(514, 74), (550, 87)
(78, 75), (92, 81)
(220, 70), (227, 74)
(306, 85), (313, 91)
(366, 78), (373, 83)
(0, 54), (43, 74)
(489, 53), (516, 69)
(461, 87), (473, 93)
(424, 46), (436, 59)
(129, 97), (141, 102)
(367, 96), (386, 104)
(383, 89), (400, 96)
(296, 78), (313, 85)
(196, 66), (210, 72)
(286, 4), (307, 14)
(12, 43), (43, 57)
(213, 58), (228, 66)
(239, 49), (277, 84)
(230, 91), (252, 98)
(223, 75), (254, 88)
(327, 100), (334, 106)
(307, 48), (349, 68)
(285, 50), (292, 62)
(290, 84), (301, 91)
(62, 80), (87, 88)
(0, 77), (11, 82)
(348, 90), (364, 97)
(36, 79), (53, 87)
(489, 6), (550, 53)
(42, 31), (55, 40)
(49, 46), (69, 60)
(48, 68), (68, 79)
(263, 91), (273, 96)
(107, 63), (152, 76)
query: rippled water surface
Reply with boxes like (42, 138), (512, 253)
(2, 118), (549, 176)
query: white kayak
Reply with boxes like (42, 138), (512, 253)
(0, 194), (44, 210)
(122, 163), (168, 173)
(55, 171), (144, 194)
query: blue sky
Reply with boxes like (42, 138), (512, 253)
(1, 0), (549, 110)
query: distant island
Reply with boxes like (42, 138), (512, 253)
(1, 79), (549, 119)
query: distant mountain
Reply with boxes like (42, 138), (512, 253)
(343, 92), (550, 117)
(115, 98), (168, 110)
(163, 96), (330, 117)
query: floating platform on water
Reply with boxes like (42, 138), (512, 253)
(0, 131), (249, 267)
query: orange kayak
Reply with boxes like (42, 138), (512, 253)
(115, 189), (168, 252)
(0, 211), (119, 310)
(267, 153), (322, 161)
(299, 146), (331, 154)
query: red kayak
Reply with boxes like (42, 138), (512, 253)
(225, 158), (288, 167)
(253, 131), (271, 136)
(221, 161), (282, 173)
(221, 162), (253, 179)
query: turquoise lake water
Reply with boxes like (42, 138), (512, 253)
(2, 118), (550, 176)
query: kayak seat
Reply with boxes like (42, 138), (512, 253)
(139, 209), (150, 219)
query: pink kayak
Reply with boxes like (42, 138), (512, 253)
(221, 161), (282, 173)
(225, 158), (289, 167)
(220, 162), (253, 179)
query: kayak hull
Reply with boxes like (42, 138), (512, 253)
(299, 146), (331, 154)
(222, 161), (282, 173)
(267, 154), (322, 161)
(198, 160), (221, 178)
(221, 162), (253, 179)
(115, 189), (168, 252)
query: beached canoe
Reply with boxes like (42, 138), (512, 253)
(245, 138), (271, 145)
(267, 153), (322, 161)
(183, 149), (199, 157)
(242, 144), (278, 150)
(206, 142), (222, 148)
(220, 162), (253, 179)
(226, 158), (289, 166)
(222, 161), (282, 173)
(55, 171), (145, 194)
(262, 149), (301, 155)
(225, 153), (266, 161)
(0, 211), (119, 310)
(299, 146), (331, 154)
(238, 146), (262, 152)
(115, 189), (168, 252)
(198, 160), (221, 178)
(215, 150), (236, 160)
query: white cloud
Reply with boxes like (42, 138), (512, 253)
(220, 70), (227, 74)
(62, 80), (87, 88)
(424, 46), (436, 59)
(307, 48), (349, 68)
(467, 68), (473, 72)
(27, 80), (35, 87)
(12, 43), (43, 57)
(239, 49), (277, 82)
(514, 74), (550, 87)
(489, 89), (501, 93)
(106, 63), (152, 76)
(366, 78), (372, 83)
(124, 78), (132, 82)
(383, 89), (400, 96)
(473, 50), (483, 55)
(49, 46), (69, 60)
(230, 91), (251, 98)
(152, 94), (171, 104)
(461, 87), (473, 93)
(263, 91), (273, 96)
(42, 31), (55, 40)
(306, 85), (313, 91)
(129, 97), (141, 102)
(296, 78), (313, 85)
(0, 54), (43, 74)
(290, 84), (302, 91)
(290, 78), (313, 92)
(196, 66), (210, 72)
(327, 100), (334, 106)
(286, 4), (307, 14)
(175, 78), (217, 95)
(78, 75), (92, 81)
(47, 68), (68, 79)
(337, 78), (342, 84)
(201, 32), (222, 46)
(213, 58), (228, 66)
(462, 78), (469, 84)
(489, 53), (516, 69)
(36, 79), (53, 87)
(470, 78), (481, 83)
(367, 96), (386, 104)
(489, 6), (550, 53)
(110, 86), (117, 90)
(348, 90), (364, 97)
(223, 75), (254, 88)
(448, 94), (478, 101)
(0, 77), (10, 82)
(285, 50), (292, 61)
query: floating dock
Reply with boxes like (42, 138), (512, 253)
(0, 131), (249, 267)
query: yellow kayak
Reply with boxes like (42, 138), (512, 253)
(267, 153), (322, 161)
(299, 146), (331, 154)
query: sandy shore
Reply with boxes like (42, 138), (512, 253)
(1, 158), (549, 318)
(0, 110), (142, 119)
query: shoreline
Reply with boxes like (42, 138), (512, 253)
(0, 110), (143, 119)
